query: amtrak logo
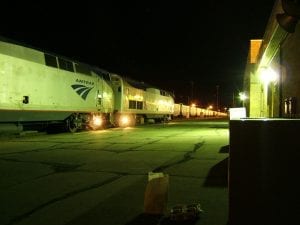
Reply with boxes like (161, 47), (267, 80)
(71, 84), (94, 100)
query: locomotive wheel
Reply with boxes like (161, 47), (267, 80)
(66, 116), (79, 133)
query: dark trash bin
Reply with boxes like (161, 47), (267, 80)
(228, 119), (300, 225)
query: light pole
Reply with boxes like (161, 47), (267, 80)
(191, 81), (194, 104)
(216, 85), (219, 111)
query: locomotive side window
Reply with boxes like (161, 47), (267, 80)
(102, 73), (111, 81)
(160, 90), (168, 96)
(129, 100), (143, 109)
(137, 101), (143, 109)
(44, 54), (58, 68)
(129, 100), (136, 109)
(58, 58), (74, 72)
(75, 64), (91, 75)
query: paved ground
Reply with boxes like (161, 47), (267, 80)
(0, 118), (229, 225)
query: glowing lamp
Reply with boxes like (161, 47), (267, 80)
(260, 67), (278, 84)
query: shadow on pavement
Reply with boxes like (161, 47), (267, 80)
(203, 157), (228, 187)
(219, 145), (229, 153)
(124, 213), (162, 225)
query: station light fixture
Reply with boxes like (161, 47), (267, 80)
(260, 67), (278, 85)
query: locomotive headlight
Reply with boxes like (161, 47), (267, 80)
(120, 115), (130, 126)
(92, 116), (103, 127)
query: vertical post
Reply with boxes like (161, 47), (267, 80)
(279, 44), (283, 117)
(191, 81), (194, 104)
(271, 83), (274, 117)
(216, 85), (219, 111)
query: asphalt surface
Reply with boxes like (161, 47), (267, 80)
(0, 118), (229, 225)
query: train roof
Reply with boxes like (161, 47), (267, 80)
(0, 35), (65, 60)
(124, 77), (154, 90)
(0, 35), (110, 76)
(123, 76), (174, 97)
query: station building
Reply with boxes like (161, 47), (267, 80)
(243, 0), (300, 118)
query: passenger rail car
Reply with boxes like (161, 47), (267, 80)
(0, 39), (114, 132)
(173, 103), (228, 118)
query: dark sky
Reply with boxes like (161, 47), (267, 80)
(1, 1), (276, 108)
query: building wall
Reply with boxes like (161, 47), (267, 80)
(244, 40), (264, 117)
(245, 0), (300, 118)
(281, 26), (300, 117)
(249, 71), (263, 117)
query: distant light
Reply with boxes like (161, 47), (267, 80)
(239, 92), (248, 101)
(191, 103), (196, 107)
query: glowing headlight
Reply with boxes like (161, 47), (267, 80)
(92, 116), (102, 127)
(120, 115), (130, 126)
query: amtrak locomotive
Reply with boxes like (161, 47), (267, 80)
(0, 38), (176, 132)
(0, 37), (226, 133)
(111, 74), (174, 127)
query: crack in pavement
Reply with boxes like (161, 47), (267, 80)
(0, 158), (82, 172)
(0, 146), (62, 156)
(152, 141), (205, 172)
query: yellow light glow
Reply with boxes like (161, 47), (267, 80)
(134, 94), (143, 100)
(121, 116), (129, 124)
(191, 103), (196, 107)
(119, 115), (130, 126)
(260, 67), (278, 84)
(93, 116), (102, 126)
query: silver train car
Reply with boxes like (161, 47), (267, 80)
(110, 73), (174, 126)
(173, 103), (227, 118)
(0, 38), (114, 132)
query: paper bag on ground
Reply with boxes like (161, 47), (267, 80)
(144, 172), (169, 215)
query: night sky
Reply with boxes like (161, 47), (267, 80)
(1, 1), (276, 108)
